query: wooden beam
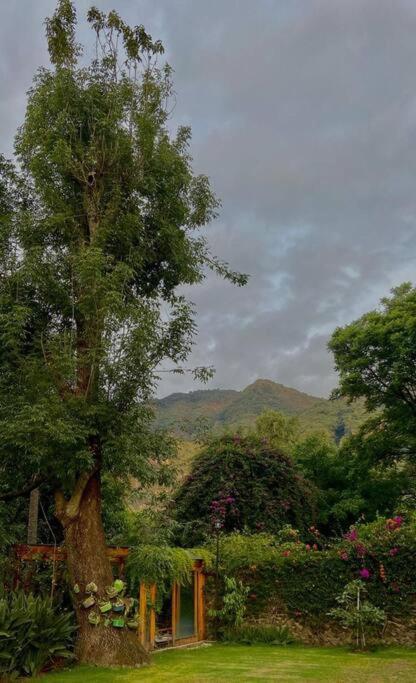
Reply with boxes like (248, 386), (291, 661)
(197, 570), (206, 640)
(193, 571), (198, 637)
(14, 544), (129, 563)
(149, 584), (156, 649)
(138, 583), (147, 649)
(172, 582), (178, 645)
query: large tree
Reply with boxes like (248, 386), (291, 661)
(0, 1), (245, 665)
(329, 283), (416, 463)
(293, 431), (413, 532)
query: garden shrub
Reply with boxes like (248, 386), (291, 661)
(0, 591), (75, 678)
(335, 513), (416, 615)
(175, 434), (316, 545)
(222, 623), (295, 645)
(329, 580), (385, 650)
(211, 513), (416, 626)
(209, 576), (250, 629)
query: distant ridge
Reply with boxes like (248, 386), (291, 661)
(155, 378), (366, 440)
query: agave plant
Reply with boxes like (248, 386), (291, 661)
(0, 591), (75, 678)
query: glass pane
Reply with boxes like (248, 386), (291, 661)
(177, 577), (195, 638)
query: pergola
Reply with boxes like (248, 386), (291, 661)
(14, 544), (206, 651)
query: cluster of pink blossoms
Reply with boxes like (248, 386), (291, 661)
(386, 515), (404, 531)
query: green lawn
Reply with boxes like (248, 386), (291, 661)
(36, 644), (416, 682)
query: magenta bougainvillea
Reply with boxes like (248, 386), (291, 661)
(359, 568), (370, 580)
(174, 434), (316, 545)
(215, 513), (416, 622)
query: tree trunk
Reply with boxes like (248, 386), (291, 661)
(59, 472), (149, 667)
(27, 487), (40, 544)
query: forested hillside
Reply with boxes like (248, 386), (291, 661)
(155, 379), (367, 441)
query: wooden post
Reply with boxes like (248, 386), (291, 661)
(193, 570), (198, 637)
(27, 488), (40, 545)
(172, 582), (178, 644)
(149, 584), (156, 649)
(138, 583), (147, 649)
(197, 570), (206, 640)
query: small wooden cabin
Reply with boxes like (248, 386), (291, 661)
(14, 544), (206, 652)
(138, 559), (206, 650)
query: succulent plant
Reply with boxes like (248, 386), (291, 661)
(112, 618), (125, 628)
(82, 595), (96, 609)
(88, 611), (101, 626)
(99, 601), (112, 613)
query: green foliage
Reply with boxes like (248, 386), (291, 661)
(45, 0), (81, 68)
(255, 410), (299, 454)
(174, 435), (316, 545)
(329, 580), (385, 650)
(221, 623), (294, 645)
(0, 0), (246, 532)
(209, 576), (249, 629)
(293, 431), (414, 532)
(329, 283), (416, 462)
(214, 532), (281, 574)
(126, 545), (210, 600)
(209, 514), (416, 625)
(0, 591), (75, 678)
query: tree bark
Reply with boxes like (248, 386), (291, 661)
(57, 471), (149, 667)
(27, 487), (40, 544)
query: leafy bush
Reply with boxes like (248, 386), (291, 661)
(209, 576), (249, 629)
(222, 623), (294, 645)
(208, 514), (416, 625)
(335, 513), (416, 614)
(214, 532), (280, 572)
(175, 434), (316, 545)
(329, 580), (385, 650)
(127, 545), (194, 594)
(127, 545), (213, 609)
(0, 591), (75, 678)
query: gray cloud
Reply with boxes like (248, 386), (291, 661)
(1, 0), (416, 398)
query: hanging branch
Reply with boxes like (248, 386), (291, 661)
(0, 473), (46, 501)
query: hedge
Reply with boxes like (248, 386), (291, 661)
(213, 514), (416, 624)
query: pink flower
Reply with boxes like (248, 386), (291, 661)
(313, 544), (318, 551)
(389, 547), (399, 557)
(359, 568), (370, 580)
(355, 543), (367, 558)
(339, 550), (349, 561)
(282, 550), (291, 557)
(386, 516), (404, 531)
(305, 544), (311, 551)
(344, 528), (358, 542)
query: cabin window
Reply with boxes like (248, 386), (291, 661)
(177, 574), (196, 638)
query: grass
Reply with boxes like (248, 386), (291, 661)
(36, 644), (416, 682)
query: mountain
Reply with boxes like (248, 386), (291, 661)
(155, 378), (367, 440)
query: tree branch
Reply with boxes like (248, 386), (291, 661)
(54, 465), (99, 528)
(0, 473), (46, 502)
(66, 467), (98, 520)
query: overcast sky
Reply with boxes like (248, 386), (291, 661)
(1, 0), (416, 398)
